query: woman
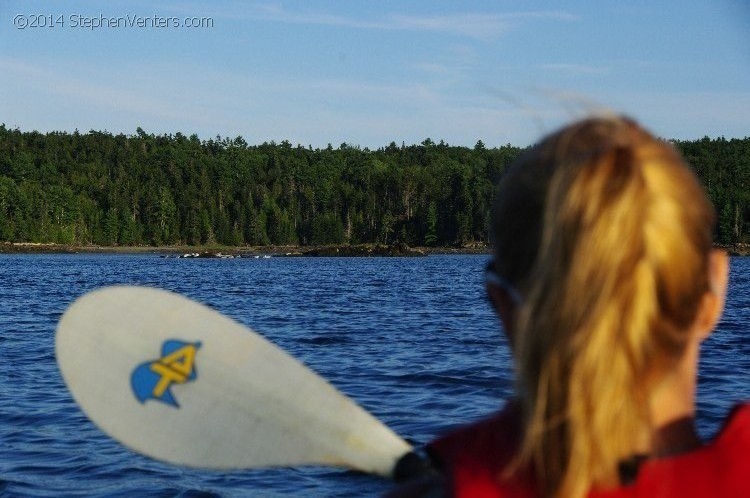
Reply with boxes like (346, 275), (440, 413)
(393, 116), (748, 497)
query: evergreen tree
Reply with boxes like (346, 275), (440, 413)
(104, 207), (119, 245)
(0, 125), (746, 248)
(425, 202), (438, 246)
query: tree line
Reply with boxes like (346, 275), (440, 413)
(0, 125), (748, 247)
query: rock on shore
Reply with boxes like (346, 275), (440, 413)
(301, 243), (426, 257)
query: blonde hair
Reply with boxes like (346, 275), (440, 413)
(491, 116), (715, 497)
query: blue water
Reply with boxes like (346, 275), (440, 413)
(0, 254), (748, 497)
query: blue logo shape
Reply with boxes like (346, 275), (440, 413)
(131, 340), (201, 408)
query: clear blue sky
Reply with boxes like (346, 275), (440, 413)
(1, 0), (748, 148)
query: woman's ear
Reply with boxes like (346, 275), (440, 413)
(694, 249), (729, 341)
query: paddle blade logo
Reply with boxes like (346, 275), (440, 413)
(131, 340), (201, 408)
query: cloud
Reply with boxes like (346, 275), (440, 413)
(539, 63), (608, 75)
(388, 11), (577, 40)
(0, 56), (232, 133)
(414, 63), (455, 75)
(0, 54), (454, 142)
(0, 58), (180, 120)
(120, 0), (577, 40)
(244, 3), (577, 40)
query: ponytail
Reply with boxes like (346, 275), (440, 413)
(496, 117), (715, 497)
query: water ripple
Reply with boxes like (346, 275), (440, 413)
(0, 254), (747, 496)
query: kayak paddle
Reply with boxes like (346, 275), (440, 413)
(56, 286), (418, 478)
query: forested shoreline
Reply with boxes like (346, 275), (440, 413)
(0, 125), (748, 248)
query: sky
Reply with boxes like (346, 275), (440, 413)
(0, 0), (748, 148)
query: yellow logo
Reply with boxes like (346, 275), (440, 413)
(131, 340), (201, 407)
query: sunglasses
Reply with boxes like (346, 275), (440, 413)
(485, 262), (522, 305)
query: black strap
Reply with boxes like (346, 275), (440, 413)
(393, 450), (442, 482)
(617, 454), (649, 485)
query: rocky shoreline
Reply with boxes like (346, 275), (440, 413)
(716, 243), (750, 257)
(3, 241), (747, 257)
(300, 243), (425, 257)
(0, 241), (492, 257)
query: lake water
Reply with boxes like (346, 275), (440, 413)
(1, 254), (748, 497)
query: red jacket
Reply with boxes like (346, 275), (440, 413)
(428, 404), (750, 497)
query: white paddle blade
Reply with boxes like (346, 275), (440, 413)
(56, 286), (411, 477)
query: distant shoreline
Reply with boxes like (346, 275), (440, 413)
(0, 242), (494, 256)
(714, 244), (750, 257)
(2, 242), (747, 257)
